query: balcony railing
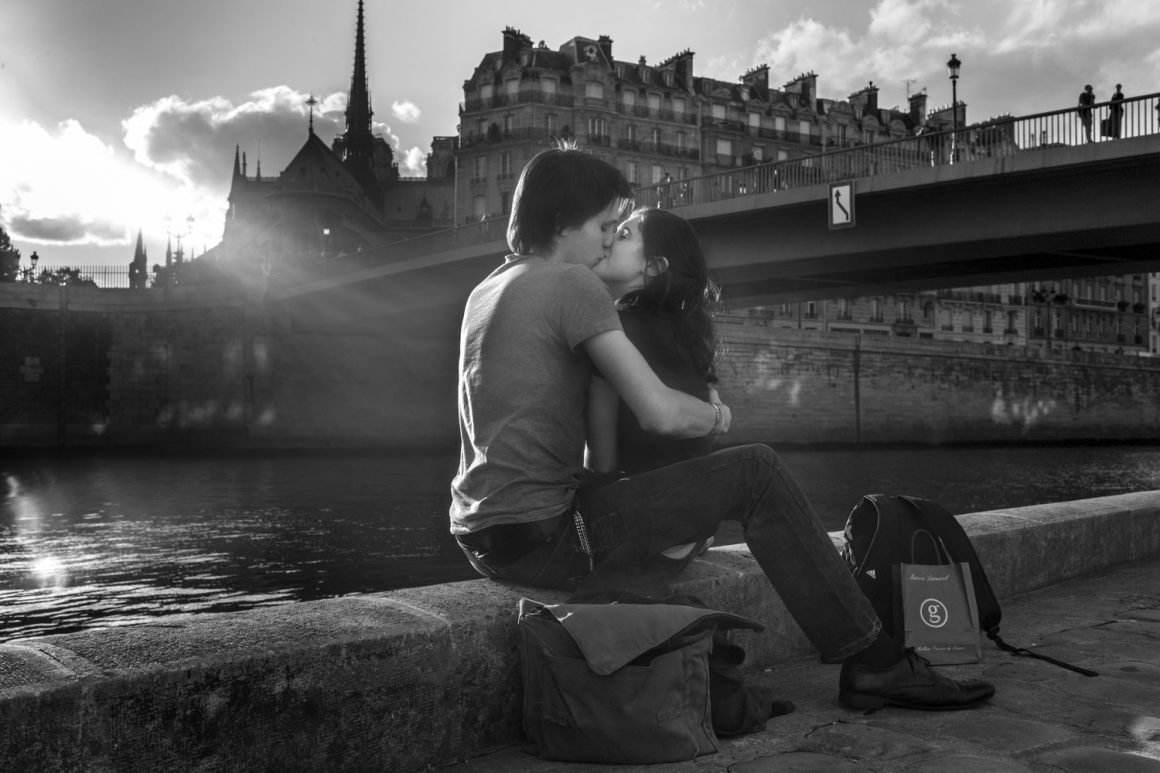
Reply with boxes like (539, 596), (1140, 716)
(613, 103), (694, 124)
(615, 137), (700, 159)
(461, 126), (563, 149)
(702, 116), (747, 132)
(460, 91), (574, 113)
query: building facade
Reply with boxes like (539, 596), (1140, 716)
(740, 274), (1153, 356)
(456, 28), (931, 224)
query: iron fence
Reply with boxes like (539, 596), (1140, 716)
(3, 265), (135, 289)
(0, 262), (243, 289)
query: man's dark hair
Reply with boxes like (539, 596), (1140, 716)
(507, 142), (634, 255)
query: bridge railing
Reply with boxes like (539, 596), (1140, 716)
(634, 91), (1160, 210)
(1, 265), (134, 289)
(278, 92), (1160, 279)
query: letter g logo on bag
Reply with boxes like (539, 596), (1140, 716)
(920, 598), (949, 628)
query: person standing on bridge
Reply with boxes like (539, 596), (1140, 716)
(1109, 84), (1125, 138)
(1078, 85), (1095, 143)
(449, 143), (994, 712)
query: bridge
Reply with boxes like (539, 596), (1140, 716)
(270, 93), (1160, 325)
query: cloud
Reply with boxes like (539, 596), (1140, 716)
(0, 85), (429, 259)
(752, 18), (868, 95)
(121, 86), (418, 192)
(749, 4), (979, 99)
(397, 146), (427, 176)
(993, 0), (1160, 52)
(742, 0), (1160, 120)
(10, 215), (124, 244)
(869, 0), (936, 41)
(0, 118), (181, 251)
(651, 0), (730, 12)
(122, 86), (347, 190)
(391, 101), (421, 123)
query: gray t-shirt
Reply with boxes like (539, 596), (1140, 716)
(450, 255), (621, 535)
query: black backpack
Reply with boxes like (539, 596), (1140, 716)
(843, 494), (1096, 677)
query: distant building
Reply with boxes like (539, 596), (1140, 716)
(741, 274), (1152, 357)
(206, 0), (455, 275)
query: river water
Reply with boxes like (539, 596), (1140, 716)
(2, 444), (1159, 642)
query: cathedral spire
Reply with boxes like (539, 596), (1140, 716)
(337, 0), (377, 198)
(346, 0), (373, 140)
(133, 229), (146, 262)
(233, 145), (241, 178)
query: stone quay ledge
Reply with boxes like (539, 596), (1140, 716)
(2, 492), (1160, 772)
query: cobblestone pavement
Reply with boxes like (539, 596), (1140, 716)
(443, 557), (1160, 772)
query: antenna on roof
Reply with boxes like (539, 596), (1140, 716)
(904, 79), (916, 97)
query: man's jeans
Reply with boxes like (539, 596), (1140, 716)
(460, 443), (881, 662)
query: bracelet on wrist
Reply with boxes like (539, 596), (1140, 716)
(709, 402), (723, 437)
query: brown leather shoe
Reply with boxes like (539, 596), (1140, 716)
(839, 649), (995, 711)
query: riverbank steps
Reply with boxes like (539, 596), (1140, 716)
(1, 491), (1159, 771)
(5, 280), (1160, 449)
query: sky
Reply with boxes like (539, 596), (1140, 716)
(1, 0), (1158, 268)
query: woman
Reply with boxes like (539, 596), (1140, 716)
(587, 207), (723, 563)
(588, 206), (721, 476)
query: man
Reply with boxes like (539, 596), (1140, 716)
(1078, 85), (1095, 143)
(450, 144), (994, 711)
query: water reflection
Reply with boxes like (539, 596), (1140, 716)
(2, 445), (1159, 643)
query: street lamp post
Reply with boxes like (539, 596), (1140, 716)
(947, 53), (961, 163)
(19, 251), (40, 283)
(164, 214), (195, 286)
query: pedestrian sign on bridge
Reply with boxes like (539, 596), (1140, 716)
(829, 181), (855, 229)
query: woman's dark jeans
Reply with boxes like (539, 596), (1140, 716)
(458, 443), (880, 661)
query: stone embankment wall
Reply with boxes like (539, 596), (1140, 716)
(0, 283), (459, 449)
(2, 283), (1159, 448)
(3, 493), (1160, 771)
(0, 284), (262, 447)
(719, 320), (1160, 445)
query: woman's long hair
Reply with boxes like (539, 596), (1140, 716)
(618, 207), (722, 382)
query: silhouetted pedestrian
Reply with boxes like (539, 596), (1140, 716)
(1109, 84), (1124, 138)
(1077, 85), (1095, 143)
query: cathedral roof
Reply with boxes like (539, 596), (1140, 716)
(274, 131), (382, 222)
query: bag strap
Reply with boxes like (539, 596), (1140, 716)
(899, 496), (959, 564)
(909, 527), (949, 564)
(855, 495), (900, 578)
(986, 630), (1099, 677)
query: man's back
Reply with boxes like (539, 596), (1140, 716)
(451, 257), (619, 534)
